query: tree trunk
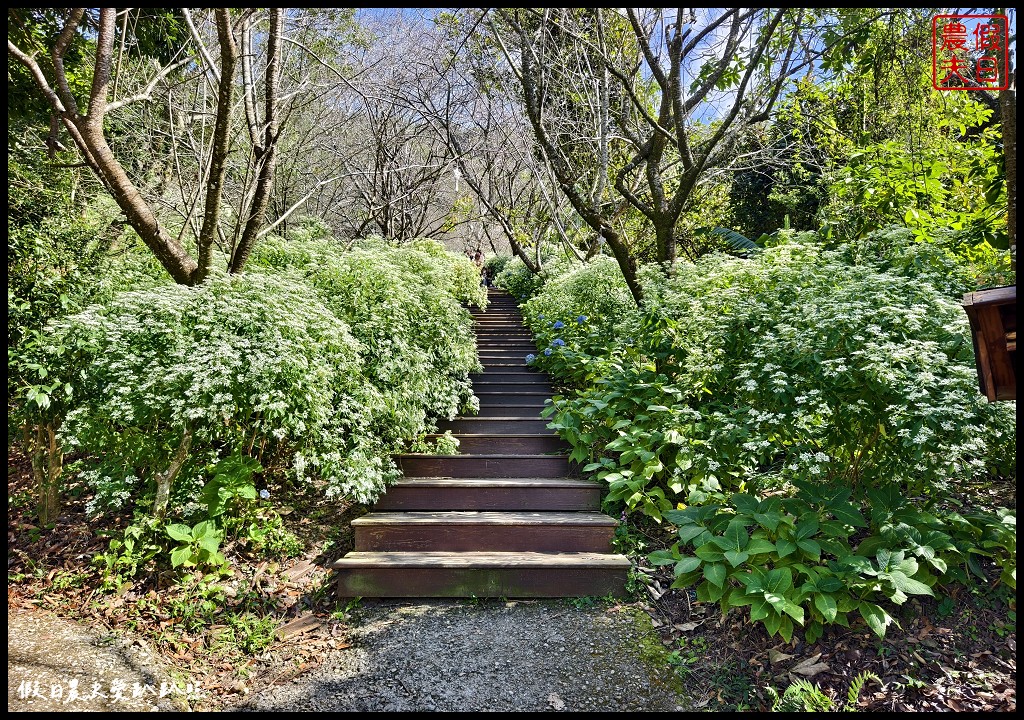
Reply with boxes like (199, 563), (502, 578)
(152, 426), (194, 520)
(25, 422), (63, 525)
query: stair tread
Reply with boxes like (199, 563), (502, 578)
(390, 477), (597, 486)
(332, 551), (630, 569)
(426, 433), (559, 438)
(394, 453), (566, 459)
(352, 510), (617, 526)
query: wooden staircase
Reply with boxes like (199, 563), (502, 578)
(331, 288), (631, 598)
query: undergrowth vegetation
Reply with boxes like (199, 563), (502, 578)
(512, 227), (1016, 646)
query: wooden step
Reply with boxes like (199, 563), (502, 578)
(477, 357), (537, 366)
(475, 346), (536, 353)
(351, 511), (618, 552)
(472, 404), (549, 418)
(470, 369), (544, 378)
(333, 551), (630, 598)
(430, 433), (566, 453)
(373, 477), (600, 511)
(436, 417), (552, 433)
(328, 287), (630, 601)
(475, 392), (552, 406)
(478, 361), (534, 370)
(473, 382), (555, 394)
(394, 453), (570, 477)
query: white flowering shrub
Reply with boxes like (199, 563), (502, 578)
(407, 237), (489, 308)
(530, 231), (1015, 642)
(545, 234), (1013, 513)
(493, 255), (544, 301)
(23, 233), (483, 524)
(521, 255), (641, 384)
(26, 272), (397, 516)
(251, 237), (481, 447)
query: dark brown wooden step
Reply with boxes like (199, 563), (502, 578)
(477, 357), (538, 366)
(472, 404), (548, 418)
(475, 392), (553, 406)
(470, 369), (544, 378)
(395, 453), (569, 477)
(332, 551), (630, 598)
(373, 477), (600, 510)
(473, 382), (555, 394)
(429, 434), (566, 453)
(478, 360), (534, 369)
(436, 417), (552, 433)
(475, 347), (536, 354)
(351, 511), (618, 552)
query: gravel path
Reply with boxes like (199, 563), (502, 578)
(9, 600), (693, 713)
(7, 606), (183, 712)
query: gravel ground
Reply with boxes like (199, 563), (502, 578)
(8, 600), (693, 713)
(7, 607), (184, 712)
(227, 599), (690, 712)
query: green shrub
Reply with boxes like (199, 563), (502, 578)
(251, 236), (481, 444)
(20, 272), (385, 516)
(493, 256), (544, 301)
(542, 233), (1013, 517)
(525, 230), (1015, 642)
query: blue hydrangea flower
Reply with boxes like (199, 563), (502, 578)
(544, 348), (553, 356)
(577, 315), (587, 324)
(525, 353), (536, 363)
(259, 489), (271, 500)
(552, 338), (565, 347)
(552, 320), (564, 329)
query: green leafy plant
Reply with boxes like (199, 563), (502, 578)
(94, 515), (166, 591)
(234, 511), (304, 559)
(650, 489), (945, 643)
(202, 454), (262, 518)
(165, 520), (227, 570)
(766, 670), (881, 712)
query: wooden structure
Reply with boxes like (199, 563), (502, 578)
(331, 288), (630, 598)
(962, 285), (1017, 401)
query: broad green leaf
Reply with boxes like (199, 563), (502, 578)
(797, 538), (821, 560)
(170, 545), (193, 568)
(731, 493), (759, 514)
(749, 596), (770, 622)
(704, 561), (727, 587)
(166, 524), (193, 542)
(814, 593), (838, 621)
(674, 556), (702, 575)
(776, 539), (797, 558)
(648, 549), (678, 566)
(887, 571), (934, 597)
(723, 550), (750, 567)
(745, 538), (776, 555)
(753, 511), (782, 532)
(199, 534), (222, 554)
(677, 524), (707, 545)
(830, 501), (867, 527)
(695, 544), (725, 562)
(777, 616), (795, 643)
(859, 601), (892, 638)
(764, 567), (794, 593)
